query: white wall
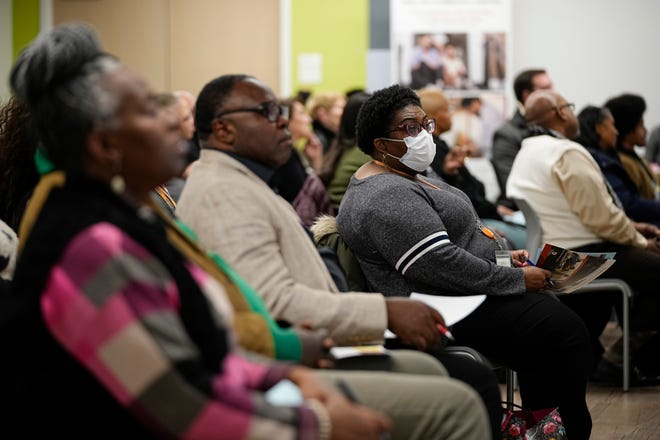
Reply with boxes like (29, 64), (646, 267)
(513, 0), (660, 130)
(0, 0), (12, 102)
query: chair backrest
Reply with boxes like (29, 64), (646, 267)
(511, 197), (542, 259)
(310, 215), (368, 291)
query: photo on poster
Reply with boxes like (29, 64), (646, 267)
(407, 32), (504, 91)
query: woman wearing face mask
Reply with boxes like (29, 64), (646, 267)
(337, 84), (594, 440)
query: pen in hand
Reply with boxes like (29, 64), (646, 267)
(525, 258), (555, 288)
(436, 323), (455, 341)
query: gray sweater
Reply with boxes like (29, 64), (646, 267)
(337, 173), (526, 296)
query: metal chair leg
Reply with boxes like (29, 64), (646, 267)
(506, 368), (517, 409)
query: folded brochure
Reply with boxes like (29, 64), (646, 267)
(535, 243), (616, 294)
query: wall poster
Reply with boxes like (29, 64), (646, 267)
(390, 0), (512, 159)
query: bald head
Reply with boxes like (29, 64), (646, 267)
(524, 90), (579, 139)
(524, 90), (559, 123)
(416, 88), (451, 134)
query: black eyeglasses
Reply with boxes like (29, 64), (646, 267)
(387, 118), (436, 137)
(214, 101), (290, 123)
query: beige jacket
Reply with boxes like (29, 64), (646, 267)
(508, 135), (646, 249)
(177, 149), (387, 345)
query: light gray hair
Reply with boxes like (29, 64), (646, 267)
(10, 23), (122, 173)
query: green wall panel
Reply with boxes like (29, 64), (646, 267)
(12, 0), (39, 60)
(291, 0), (368, 95)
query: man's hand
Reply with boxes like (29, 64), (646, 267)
(442, 145), (467, 176)
(634, 222), (660, 238)
(294, 324), (335, 369)
(385, 297), (445, 350)
(645, 235), (660, 253)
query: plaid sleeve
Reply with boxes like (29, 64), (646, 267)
(40, 222), (319, 439)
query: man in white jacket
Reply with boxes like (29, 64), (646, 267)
(507, 89), (660, 383)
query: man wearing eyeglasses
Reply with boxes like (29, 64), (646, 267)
(492, 68), (553, 209)
(176, 74), (500, 438)
(507, 90), (660, 384)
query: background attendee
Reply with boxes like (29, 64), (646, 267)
(307, 91), (346, 153)
(260, 99), (334, 228)
(321, 91), (371, 210)
(491, 68), (553, 208)
(578, 105), (660, 226)
(507, 90), (660, 386)
(165, 89), (198, 201)
(336, 83), (593, 440)
(287, 98), (324, 172)
(605, 93), (658, 200)
(644, 124), (660, 176)
(442, 96), (483, 157)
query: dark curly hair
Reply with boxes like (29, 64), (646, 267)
(576, 105), (611, 150)
(0, 97), (39, 230)
(195, 74), (252, 141)
(356, 84), (420, 155)
(604, 93), (646, 141)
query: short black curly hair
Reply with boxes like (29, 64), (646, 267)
(356, 84), (421, 155)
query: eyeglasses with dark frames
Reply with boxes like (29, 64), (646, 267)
(214, 101), (290, 123)
(386, 118), (436, 137)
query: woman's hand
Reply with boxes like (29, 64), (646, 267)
(288, 368), (392, 439)
(325, 392), (392, 440)
(521, 266), (552, 291)
(510, 249), (530, 266)
(287, 367), (334, 402)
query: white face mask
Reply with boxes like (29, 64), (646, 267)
(385, 129), (436, 172)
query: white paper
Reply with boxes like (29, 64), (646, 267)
(385, 293), (486, 338)
(330, 345), (390, 360)
(297, 53), (323, 85)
